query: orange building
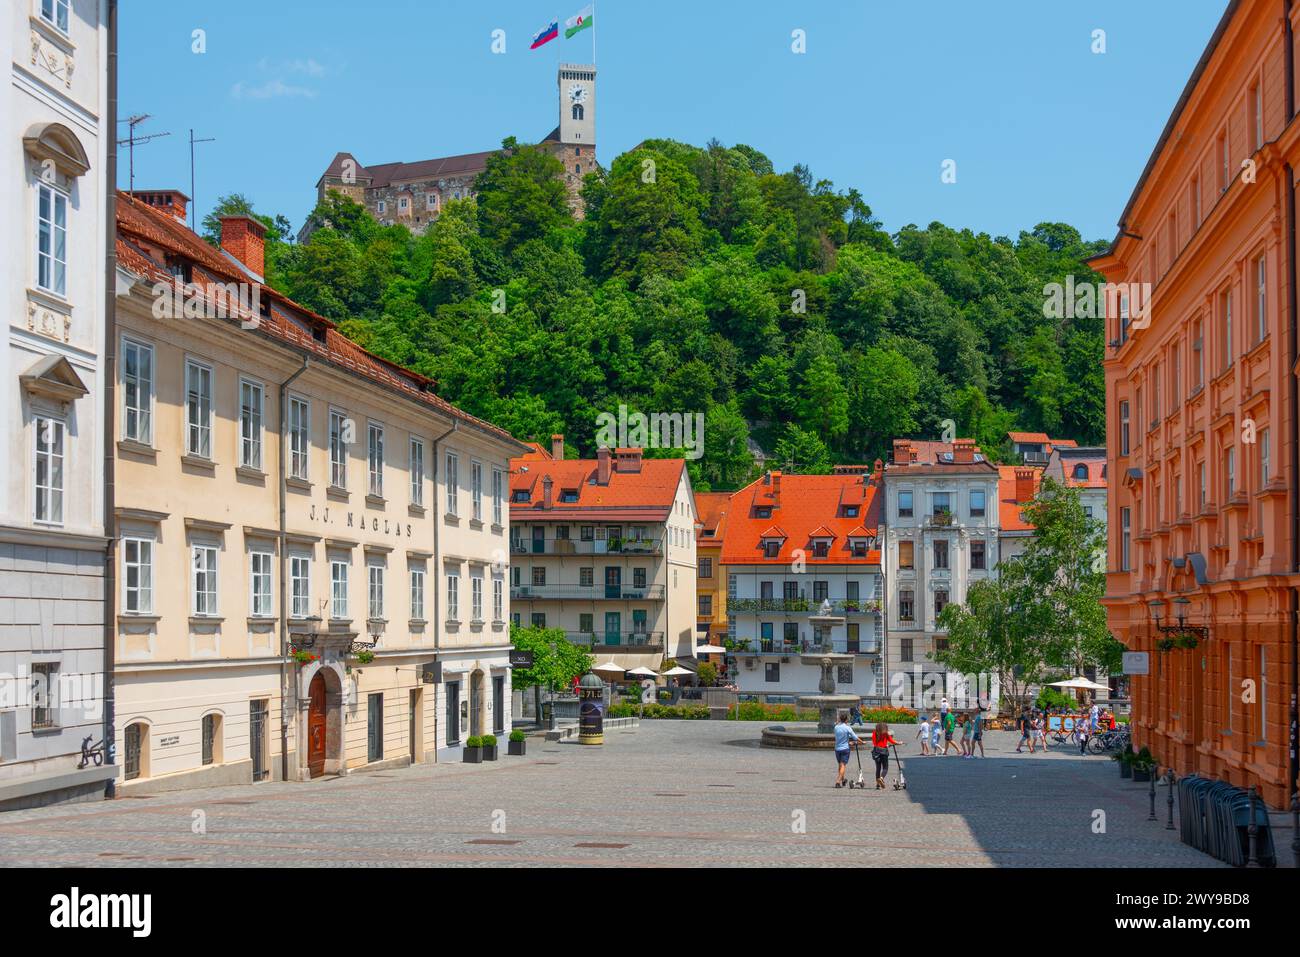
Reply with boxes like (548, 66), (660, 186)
(1089, 0), (1297, 807)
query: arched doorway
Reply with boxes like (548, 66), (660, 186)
(308, 672), (328, 778)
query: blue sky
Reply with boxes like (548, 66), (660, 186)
(119, 0), (1228, 242)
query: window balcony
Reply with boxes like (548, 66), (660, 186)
(731, 636), (882, 656)
(729, 598), (881, 615)
(510, 583), (665, 601)
(510, 537), (662, 556)
(565, 631), (664, 651)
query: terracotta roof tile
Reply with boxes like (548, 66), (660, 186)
(509, 456), (687, 518)
(721, 474), (882, 566)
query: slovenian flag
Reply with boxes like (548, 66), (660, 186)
(565, 5), (594, 39)
(531, 20), (559, 49)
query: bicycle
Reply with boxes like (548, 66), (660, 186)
(1086, 728), (1130, 754)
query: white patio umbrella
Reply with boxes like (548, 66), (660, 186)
(1048, 676), (1110, 691)
(626, 666), (659, 678)
(661, 666), (694, 677)
(591, 661), (626, 676)
(694, 644), (727, 656)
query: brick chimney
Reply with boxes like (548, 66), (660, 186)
(615, 447), (642, 473)
(542, 475), (554, 508)
(1014, 468), (1036, 503)
(891, 439), (911, 464)
(550, 433), (564, 460)
(771, 470), (782, 505)
(129, 189), (189, 224)
(953, 438), (975, 464)
(219, 215), (268, 278)
(597, 446), (611, 485)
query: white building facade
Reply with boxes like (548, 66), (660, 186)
(0, 0), (114, 809)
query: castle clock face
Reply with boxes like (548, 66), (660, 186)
(568, 83), (588, 104)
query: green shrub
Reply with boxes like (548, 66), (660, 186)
(465, 736), (482, 748)
(696, 662), (717, 686)
(482, 734), (497, 747)
(1036, 687), (1075, 711)
(860, 707), (919, 724)
(607, 702), (709, 719)
(509, 729), (526, 742)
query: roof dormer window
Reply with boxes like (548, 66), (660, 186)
(755, 506), (772, 519)
(512, 489), (530, 503)
(843, 505), (859, 518)
(560, 489), (579, 503)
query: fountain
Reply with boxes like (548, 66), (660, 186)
(760, 654), (862, 748)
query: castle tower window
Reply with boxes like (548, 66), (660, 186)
(572, 103), (584, 121)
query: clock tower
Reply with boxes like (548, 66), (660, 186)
(558, 63), (595, 146)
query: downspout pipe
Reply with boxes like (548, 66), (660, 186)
(429, 418), (458, 760)
(278, 358), (309, 784)
(101, 0), (118, 799)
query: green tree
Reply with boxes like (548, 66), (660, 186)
(474, 137), (572, 254)
(509, 624), (594, 721)
(772, 423), (832, 474)
(798, 355), (849, 442)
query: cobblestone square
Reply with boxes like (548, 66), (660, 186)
(0, 723), (1223, 867)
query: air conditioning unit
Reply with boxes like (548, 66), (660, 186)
(745, 658), (756, 669)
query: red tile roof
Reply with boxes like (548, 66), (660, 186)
(1007, 431), (1051, 444)
(721, 473), (882, 566)
(115, 192), (522, 448)
(694, 492), (732, 539)
(998, 466), (1042, 533)
(1057, 450), (1108, 489)
(509, 456), (687, 521)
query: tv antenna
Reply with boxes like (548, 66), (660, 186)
(189, 129), (216, 230)
(117, 114), (171, 193)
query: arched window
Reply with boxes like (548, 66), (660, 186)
(124, 722), (147, 780)
(1073, 464), (1089, 480)
(572, 103), (584, 121)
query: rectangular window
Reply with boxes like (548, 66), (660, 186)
(971, 540), (986, 570)
(812, 580), (829, 602)
(1199, 461), (1207, 509)
(698, 557), (713, 578)
(1260, 428), (1271, 485)
(239, 380), (264, 470)
(492, 468), (504, 525)
(250, 550), (273, 617)
(579, 567), (593, 587)
(934, 540), (949, 570)
(36, 182), (68, 296)
(764, 662), (780, 683)
(366, 563), (384, 620)
(185, 360), (214, 458)
(1219, 131), (1229, 192)
(1255, 254), (1267, 345)
(532, 566), (546, 587)
(1221, 289), (1232, 368)
(41, 0), (70, 33)
(33, 415), (65, 525)
(899, 589), (915, 622)
(410, 567), (426, 620)
(192, 544), (218, 616)
(1193, 318), (1204, 388)
(331, 559), (349, 619)
(1120, 508), (1131, 572)
(970, 488), (986, 518)
(1226, 446), (1235, 498)
(290, 556), (310, 618)
(472, 576), (483, 621)
(901, 638), (914, 663)
(898, 490), (913, 519)
(123, 537), (153, 614)
(699, 595), (712, 616)
(471, 461), (483, 521)
(1251, 82), (1263, 152)
(329, 410), (348, 488)
(932, 492), (951, 518)
(447, 573), (459, 620)
(122, 339), (154, 444)
(1119, 400), (1130, 455)
(493, 577), (503, 621)
(367, 423), (384, 497)
(445, 452), (459, 516)
(409, 438), (425, 506)
(934, 589), (949, 616)
(1171, 342), (1180, 400)
(31, 662), (58, 730)
(899, 540), (914, 569)
(288, 396), (310, 480)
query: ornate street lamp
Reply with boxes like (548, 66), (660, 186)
(1147, 597), (1209, 650)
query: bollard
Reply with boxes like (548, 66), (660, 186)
(1148, 768), (1158, 822)
(1247, 786), (1259, 868)
(1165, 768), (1176, 830)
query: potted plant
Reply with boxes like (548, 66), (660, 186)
(463, 735), (483, 763)
(508, 729), (527, 756)
(289, 648), (319, 666)
(1131, 746), (1156, 782)
(352, 649), (375, 665)
(1111, 748), (1133, 779)
(481, 733), (498, 761)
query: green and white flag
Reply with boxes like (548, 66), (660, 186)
(565, 5), (593, 39)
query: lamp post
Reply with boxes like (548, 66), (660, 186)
(1147, 597), (1210, 644)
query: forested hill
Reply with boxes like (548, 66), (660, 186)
(238, 136), (1109, 490)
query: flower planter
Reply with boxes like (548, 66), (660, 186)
(482, 745), (498, 761)
(1131, 766), (1152, 782)
(462, 746), (483, 764)
(508, 739), (526, 756)
(1119, 762), (1132, 779)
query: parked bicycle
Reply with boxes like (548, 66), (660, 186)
(1086, 727), (1131, 754)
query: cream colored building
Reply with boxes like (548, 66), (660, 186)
(509, 439), (697, 670)
(111, 191), (524, 792)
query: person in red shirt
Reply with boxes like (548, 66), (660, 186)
(870, 722), (901, 790)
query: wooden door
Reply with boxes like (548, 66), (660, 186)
(308, 672), (327, 778)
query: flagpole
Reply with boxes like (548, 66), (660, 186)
(592, 1), (596, 64)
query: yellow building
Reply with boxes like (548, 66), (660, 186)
(694, 491), (731, 677)
(111, 192), (525, 792)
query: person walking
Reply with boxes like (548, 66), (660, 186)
(1077, 712), (1091, 755)
(1033, 711), (1048, 751)
(969, 706), (985, 757)
(832, 712), (860, 788)
(1015, 707), (1034, 754)
(916, 714), (932, 756)
(942, 708), (961, 755)
(870, 722), (901, 789)
(930, 714), (942, 754)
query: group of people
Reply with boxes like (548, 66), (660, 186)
(914, 697), (985, 758)
(1014, 701), (1115, 754)
(833, 717), (900, 789)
